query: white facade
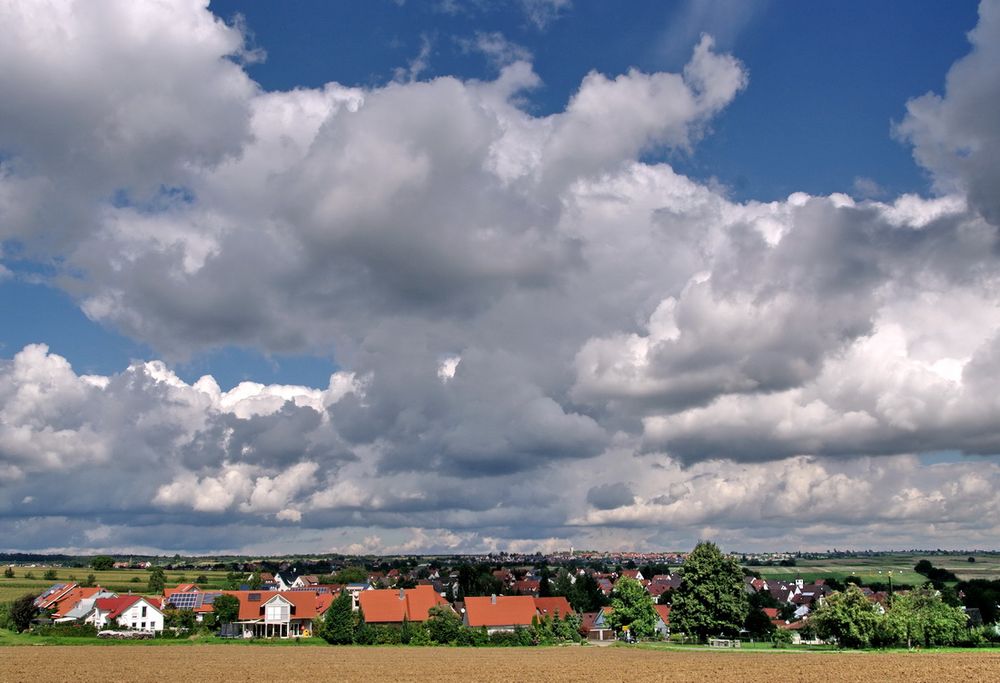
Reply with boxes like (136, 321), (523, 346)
(89, 598), (164, 632)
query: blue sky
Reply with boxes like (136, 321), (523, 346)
(1, 0), (999, 554)
(0, 0), (979, 387)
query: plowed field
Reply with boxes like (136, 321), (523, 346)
(3, 645), (999, 682)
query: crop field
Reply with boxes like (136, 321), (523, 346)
(752, 554), (1000, 585)
(0, 566), (231, 602)
(2, 645), (1000, 682)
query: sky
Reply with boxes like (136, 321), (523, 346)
(1, 0), (999, 555)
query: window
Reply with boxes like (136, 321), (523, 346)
(141, 622), (146, 628)
(142, 606), (147, 617)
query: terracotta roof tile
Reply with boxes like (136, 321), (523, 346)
(359, 585), (448, 623)
(465, 596), (537, 628)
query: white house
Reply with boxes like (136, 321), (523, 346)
(88, 596), (164, 632)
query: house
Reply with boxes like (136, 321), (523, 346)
(88, 596), (164, 632)
(463, 595), (537, 633)
(52, 589), (117, 622)
(620, 569), (645, 582)
(291, 575), (320, 589)
(231, 590), (333, 638)
(580, 607), (615, 641)
(344, 583), (370, 610)
(47, 586), (106, 619)
(358, 585), (450, 624)
(272, 572), (299, 592)
(513, 579), (541, 596)
(34, 583), (80, 611)
(654, 604), (671, 638)
(163, 591), (225, 621)
(533, 597), (574, 620)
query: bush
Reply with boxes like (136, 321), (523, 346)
(409, 623), (432, 646)
(3, 567), (13, 579)
(772, 629), (794, 648)
(373, 625), (401, 645)
(43, 569), (58, 581)
(24, 572), (35, 580)
(32, 623), (98, 638)
(426, 605), (462, 644)
(488, 630), (520, 646)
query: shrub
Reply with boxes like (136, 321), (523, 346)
(32, 623), (98, 638)
(409, 623), (432, 646)
(771, 629), (794, 648)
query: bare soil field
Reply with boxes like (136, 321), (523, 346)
(3, 645), (1000, 683)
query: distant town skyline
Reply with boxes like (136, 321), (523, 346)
(1, 0), (999, 555)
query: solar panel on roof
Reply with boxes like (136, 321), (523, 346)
(248, 593), (261, 602)
(202, 592), (221, 605)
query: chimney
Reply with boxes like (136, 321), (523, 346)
(491, 594), (496, 604)
(399, 588), (405, 600)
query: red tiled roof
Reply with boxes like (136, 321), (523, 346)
(359, 586), (449, 623)
(465, 596), (537, 628)
(95, 595), (162, 620)
(763, 608), (780, 619)
(51, 586), (103, 617)
(164, 584), (200, 599)
(654, 604), (671, 625)
(534, 597), (574, 619)
(229, 590), (332, 621)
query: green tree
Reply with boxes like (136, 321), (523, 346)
(147, 567), (166, 594)
(43, 569), (58, 581)
(552, 569), (574, 598)
(744, 608), (777, 638)
(11, 594), (38, 633)
(332, 566), (369, 584)
(810, 585), (882, 648)
(247, 571), (263, 590)
(888, 587), (969, 648)
(426, 604), (462, 644)
(538, 566), (553, 598)
(3, 567), (14, 579)
(90, 556), (114, 571)
(321, 591), (355, 644)
(83, 574), (96, 588)
(569, 573), (608, 613)
(224, 572), (241, 590)
(670, 541), (749, 642)
(195, 574), (208, 584)
(212, 594), (240, 625)
(605, 576), (659, 639)
(353, 607), (375, 644)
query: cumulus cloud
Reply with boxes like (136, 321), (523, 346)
(1, 0), (999, 553)
(896, 0), (1000, 223)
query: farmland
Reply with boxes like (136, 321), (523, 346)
(752, 553), (1000, 585)
(0, 567), (231, 602)
(2, 645), (1000, 682)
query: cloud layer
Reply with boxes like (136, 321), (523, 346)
(1, 0), (999, 553)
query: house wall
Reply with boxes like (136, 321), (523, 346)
(117, 601), (164, 631)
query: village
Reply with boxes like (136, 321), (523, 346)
(22, 562), (869, 645)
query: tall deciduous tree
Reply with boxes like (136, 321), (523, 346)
(90, 556), (114, 571)
(212, 594), (240, 625)
(321, 591), (355, 644)
(670, 541), (749, 642)
(810, 585), (882, 648)
(606, 577), (659, 639)
(10, 594), (38, 633)
(147, 567), (166, 594)
(887, 587), (969, 648)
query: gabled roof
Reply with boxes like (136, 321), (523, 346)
(359, 585), (448, 623)
(231, 590), (333, 621)
(95, 595), (163, 620)
(534, 597), (574, 619)
(654, 604), (671, 625)
(163, 584), (200, 599)
(51, 586), (104, 617)
(464, 595), (537, 627)
(35, 583), (77, 610)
